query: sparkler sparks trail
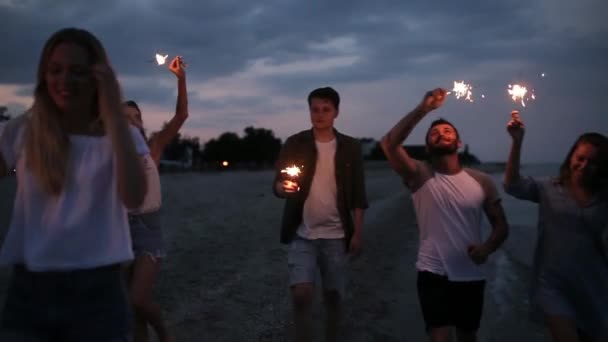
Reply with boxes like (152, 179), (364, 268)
(281, 165), (302, 177)
(447, 81), (474, 102)
(508, 84), (536, 107)
(155, 53), (169, 65)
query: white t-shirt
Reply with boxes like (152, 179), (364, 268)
(297, 139), (344, 239)
(0, 115), (149, 271)
(407, 161), (500, 281)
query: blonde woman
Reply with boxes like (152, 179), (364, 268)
(0, 28), (147, 341)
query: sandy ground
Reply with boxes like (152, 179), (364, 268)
(0, 164), (550, 341)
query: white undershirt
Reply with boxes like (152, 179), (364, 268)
(297, 139), (344, 240)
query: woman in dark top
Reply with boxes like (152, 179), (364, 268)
(504, 110), (608, 342)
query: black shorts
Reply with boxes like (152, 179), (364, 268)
(1, 264), (131, 341)
(417, 271), (486, 332)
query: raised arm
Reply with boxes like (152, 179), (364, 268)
(504, 110), (525, 188)
(94, 63), (147, 209)
(380, 88), (446, 179)
(149, 56), (189, 166)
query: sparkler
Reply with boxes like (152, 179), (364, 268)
(446, 81), (474, 102)
(281, 165), (302, 192)
(155, 53), (169, 65)
(150, 53), (188, 68)
(508, 84), (536, 107)
(281, 165), (302, 178)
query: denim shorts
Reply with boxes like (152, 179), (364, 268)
(129, 210), (165, 259)
(287, 236), (347, 296)
(0, 264), (131, 341)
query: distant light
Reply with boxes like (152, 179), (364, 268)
(222, 161), (229, 167)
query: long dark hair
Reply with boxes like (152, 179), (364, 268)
(124, 100), (147, 140)
(558, 132), (608, 193)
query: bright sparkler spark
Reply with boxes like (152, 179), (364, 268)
(155, 53), (169, 65)
(508, 84), (536, 107)
(448, 81), (474, 102)
(281, 165), (302, 177)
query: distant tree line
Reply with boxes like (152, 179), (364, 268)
(158, 129), (480, 173)
(158, 125), (282, 172)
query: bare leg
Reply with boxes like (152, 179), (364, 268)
(291, 283), (314, 342)
(429, 327), (452, 342)
(323, 290), (341, 342)
(129, 254), (174, 342)
(546, 315), (580, 342)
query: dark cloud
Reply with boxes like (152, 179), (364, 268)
(1, 0), (606, 162)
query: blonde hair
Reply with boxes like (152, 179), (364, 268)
(24, 28), (109, 195)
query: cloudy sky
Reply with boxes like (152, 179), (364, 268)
(1, 0), (606, 163)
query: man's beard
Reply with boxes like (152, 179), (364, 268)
(427, 142), (459, 157)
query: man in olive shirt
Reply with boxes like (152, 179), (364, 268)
(273, 87), (368, 342)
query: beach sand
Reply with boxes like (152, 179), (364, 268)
(0, 164), (548, 341)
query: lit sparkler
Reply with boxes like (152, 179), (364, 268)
(153, 53), (188, 68)
(281, 165), (302, 178)
(447, 81), (474, 102)
(508, 84), (536, 107)
(281, 165), (302, 192)
(155, 53), (169, 65)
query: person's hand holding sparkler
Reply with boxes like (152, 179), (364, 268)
(280, 165), (302, 194)
(417, 88), (447, 113)
(507, 110), (525, 143)
(169, 56), (186, 79)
